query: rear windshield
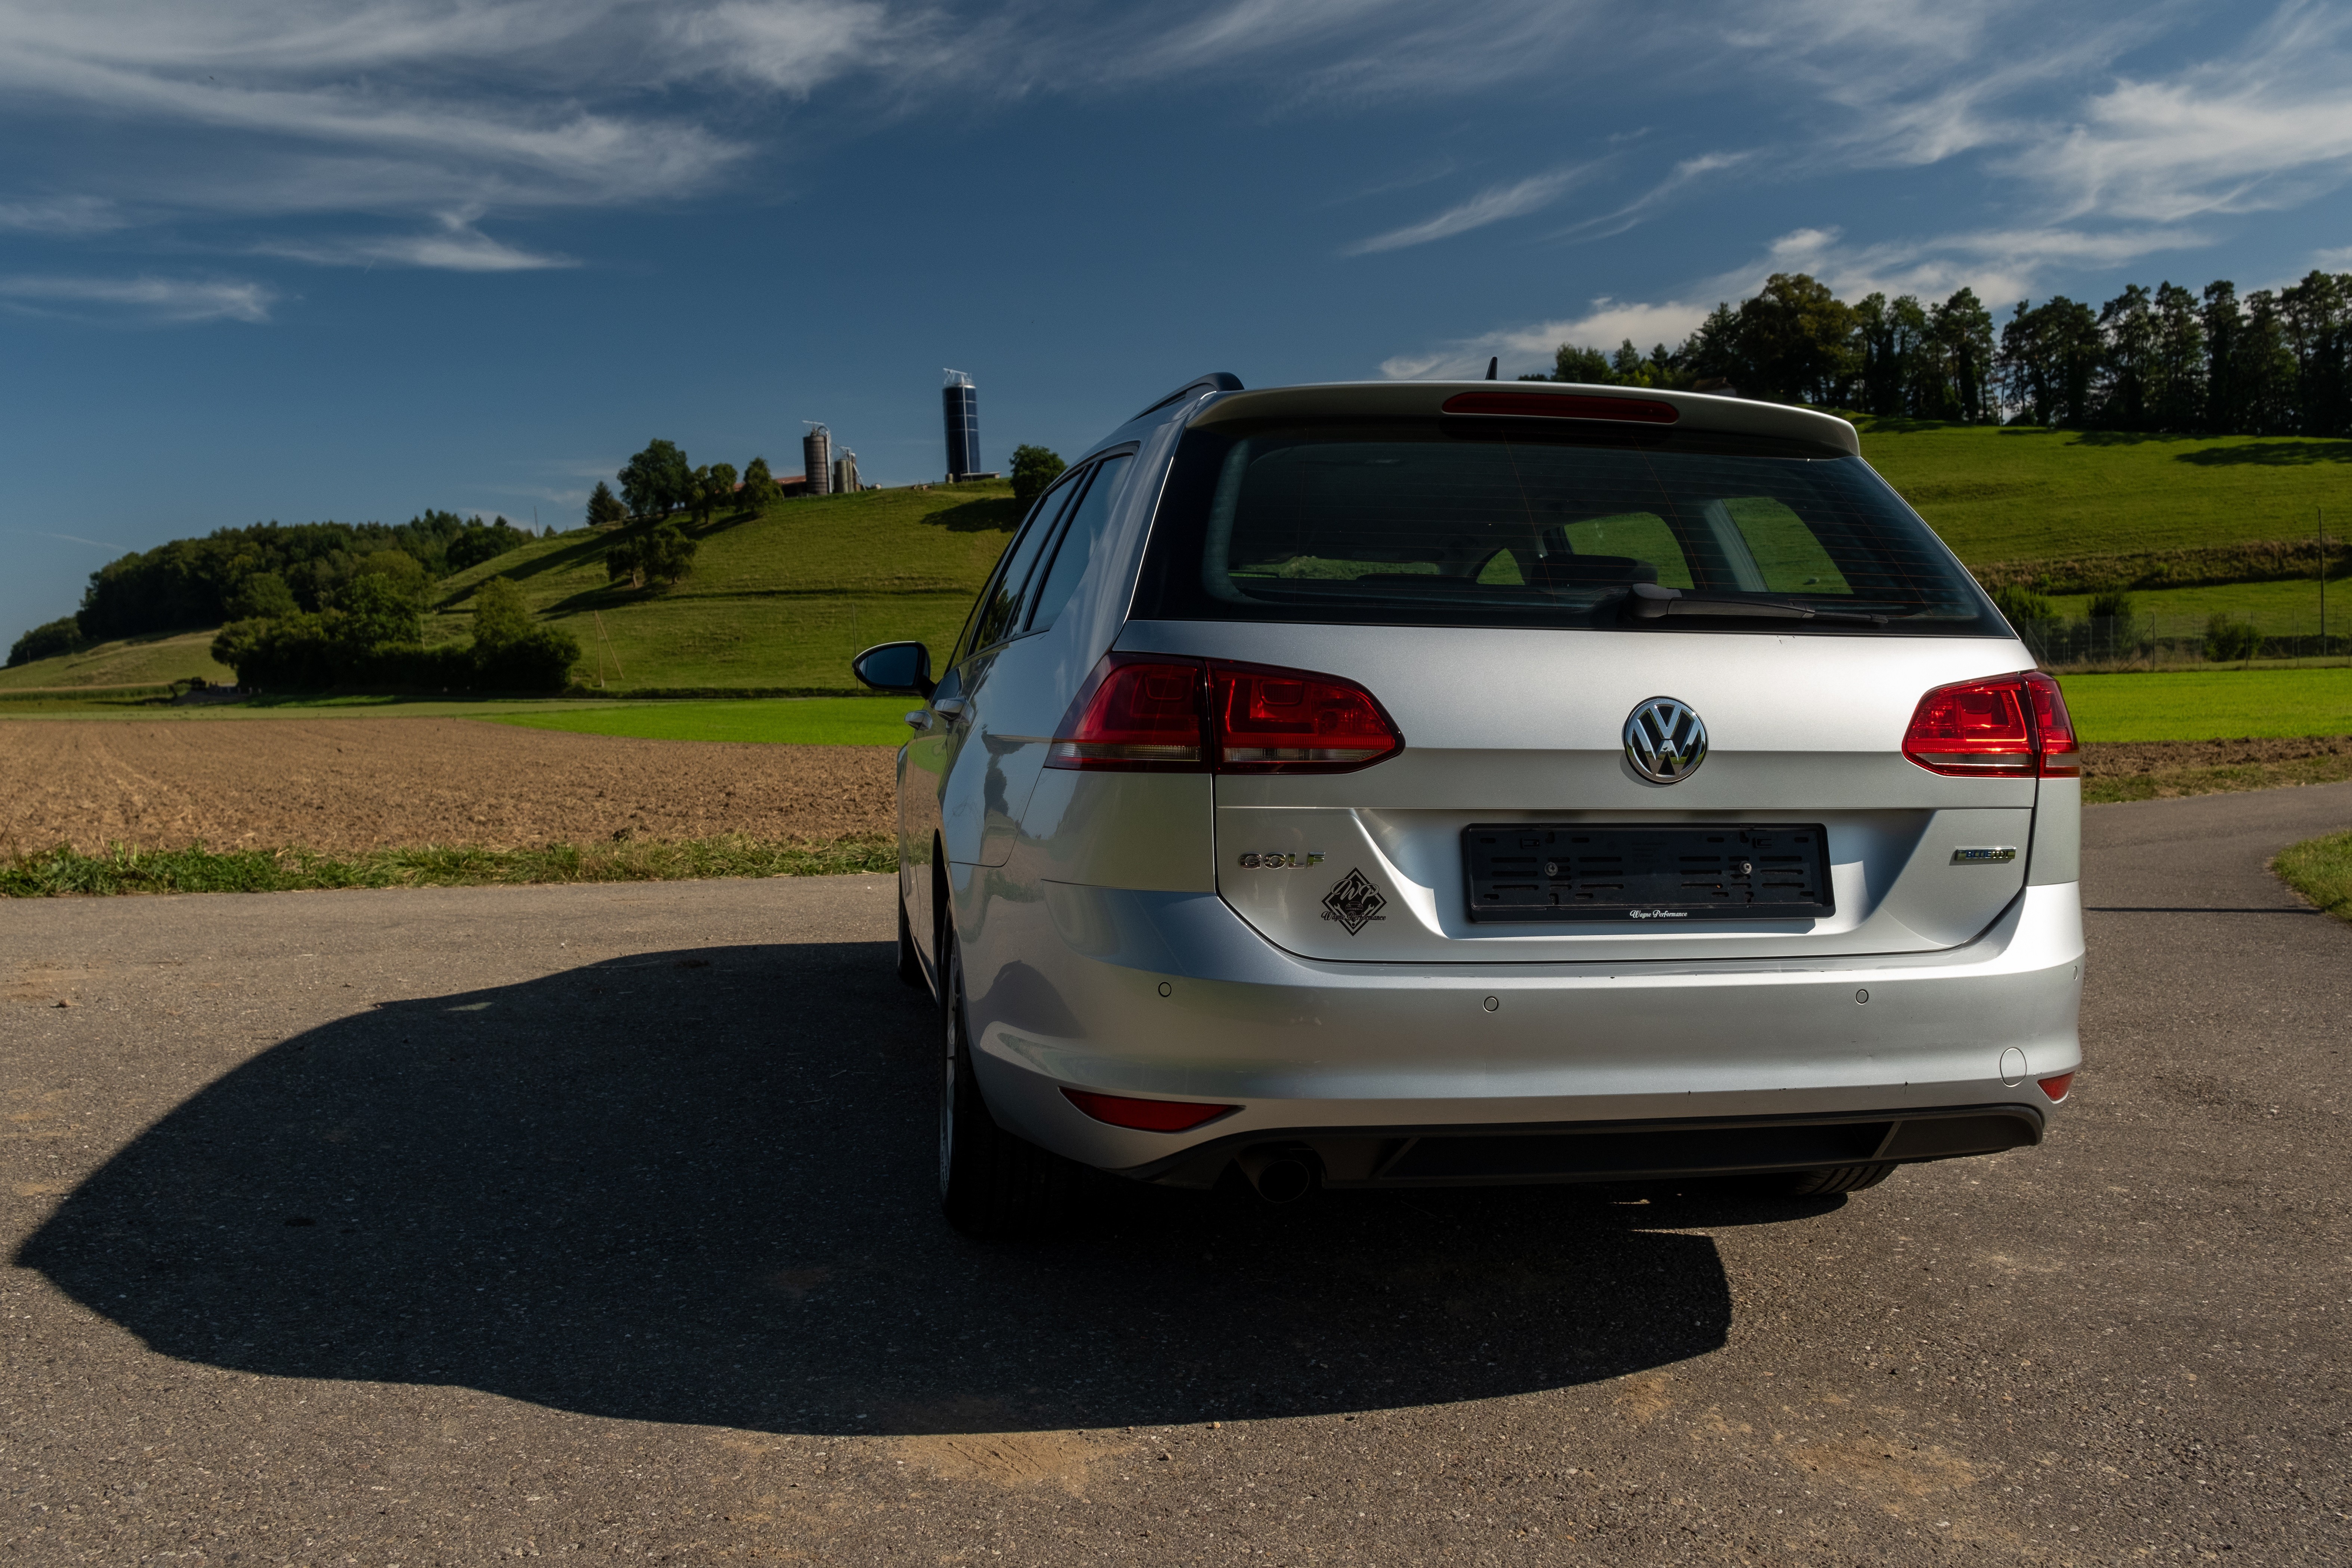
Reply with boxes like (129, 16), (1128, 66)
(1130, 418), (2003, 636)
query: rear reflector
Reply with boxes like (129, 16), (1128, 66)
(1047, 655), (1403, 774)
(1440, 389), (1680, 424)
(1902, 670), (2080, 778)
(2037, 1072), (2075, 1104)
(1061, 1088), (1238, 1132)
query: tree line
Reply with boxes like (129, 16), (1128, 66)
(8, 511), (533, 667)
(1542, 267), (2352, 436)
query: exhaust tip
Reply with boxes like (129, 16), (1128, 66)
(1238, 1150), (1316, 1204)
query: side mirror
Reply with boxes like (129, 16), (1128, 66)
(852, 640), (935, 697)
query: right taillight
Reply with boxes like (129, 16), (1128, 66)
(1046, 654), (1403, 774)
(1902, 670), (2079, 778)
(1211, 662), (1404, 773)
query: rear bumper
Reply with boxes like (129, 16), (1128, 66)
(963, 877), (2083, 1181)
(1122, 1104), (2042, 1189)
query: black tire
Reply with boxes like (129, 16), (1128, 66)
(937, 930), (1079, 1238)
(896, 892), (924, 988)
(1774, 1162), (1896, 1197)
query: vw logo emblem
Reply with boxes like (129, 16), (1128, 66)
(1624, 697), (1706, 783)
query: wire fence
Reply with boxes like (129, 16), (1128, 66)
(2016, 613), (2352, 670)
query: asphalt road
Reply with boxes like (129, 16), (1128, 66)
(4, 784), (2348, 1566)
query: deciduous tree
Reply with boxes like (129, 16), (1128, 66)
(618, 439), (691, 520)
(739, 457), (779, 511)
(1010, 445), (1067, 505)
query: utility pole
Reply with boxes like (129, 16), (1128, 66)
(2321, 507), (2329, 664)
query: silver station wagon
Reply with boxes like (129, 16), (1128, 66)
(854, 375), (2083, 1236)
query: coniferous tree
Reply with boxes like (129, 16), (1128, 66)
(2150, 282), (2207, 432)
(586, 481), (627, 529)
(2202, 282), (2244, 434)
(2095, 284), (2156, 429)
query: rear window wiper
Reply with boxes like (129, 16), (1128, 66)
(1622, 582), (1888, 627)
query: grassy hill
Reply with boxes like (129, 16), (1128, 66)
(0, 628), (233, 694)
(430, 481), (1022, 692)
(9, 422), (2352, 700)
(1854, 420), (2351, 564)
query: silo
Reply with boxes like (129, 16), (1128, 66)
(802, 423), (832, 497)
(832, 451), (859, 494)
(941, 370), (981, 480)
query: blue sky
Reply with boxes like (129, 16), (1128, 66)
(5, 0), (2351, 646)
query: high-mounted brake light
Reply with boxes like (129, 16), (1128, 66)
(1062, 1088), (1238, 1132)
(1440, 389), (1680, 424)
(1046, 655), (1403, 774)
(1901, 670), (2079, 778)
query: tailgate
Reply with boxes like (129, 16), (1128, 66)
(1123, 620), (2040, 964)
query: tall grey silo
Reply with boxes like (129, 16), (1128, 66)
(802, 423), (832, 497)
(942, 370), (982, 480)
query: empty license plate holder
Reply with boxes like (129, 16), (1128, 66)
(1462, 823), (1834, 922)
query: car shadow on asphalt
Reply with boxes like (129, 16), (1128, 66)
(16, 940), (1835, 1437)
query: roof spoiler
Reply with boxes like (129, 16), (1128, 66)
(1134, 371), (1243, 421)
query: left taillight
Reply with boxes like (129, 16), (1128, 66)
(1902, 670), (2079, 778)
(1044, 656), (1207, 771)
(1047, 655), (1403, 774)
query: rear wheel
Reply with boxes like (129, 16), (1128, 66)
(937, 930), (1078, 1238)
(1773, 1163), (1896, 1196)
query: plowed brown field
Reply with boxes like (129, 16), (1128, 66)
(1, 720), (895, 854)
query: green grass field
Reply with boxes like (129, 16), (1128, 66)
(1854, 420), (2351, 564)
(2057, 668), (2352, 741)
(2043, 578), (2344, 629)
(489, 695), (914, 746)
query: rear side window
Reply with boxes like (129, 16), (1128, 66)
(1132, 418), (2002, 635)
(1025, 454), (1132, 634)
(966, 480), (1076, 654)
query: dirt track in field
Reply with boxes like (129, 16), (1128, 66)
(6, 721), (2343, 857)
(2080, 734), (2352, 775)
(0, 720), (896, 854)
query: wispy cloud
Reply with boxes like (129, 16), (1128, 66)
(2014, 1), (2352, 222)
(1344, 165), (1598, 255)
(16, 527), (133, 551)
(0, 194), (127, 234)
(1379, 297), (1713, 382)
(1545, 152), (1752, 245)
(251, 212), (575, 271)
(0, 273), (275, 323)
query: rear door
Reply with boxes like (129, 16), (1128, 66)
(938, 454), (1133, 867)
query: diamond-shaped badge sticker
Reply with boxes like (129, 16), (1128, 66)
(1319, 869), (1387, 936)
